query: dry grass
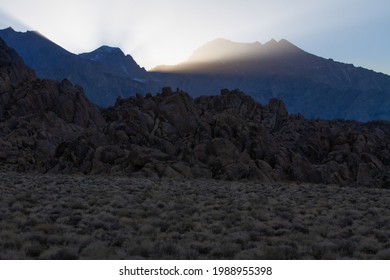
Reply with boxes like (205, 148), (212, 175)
(0, 171), (389, 259)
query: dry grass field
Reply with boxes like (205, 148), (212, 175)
(1, 171), (390, 260)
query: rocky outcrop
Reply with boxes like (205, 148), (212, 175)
(0, 37), (35, 92)
(52, 86), (390, 188)
(0, 38), (105, 172)
(1, 38), (389, 188)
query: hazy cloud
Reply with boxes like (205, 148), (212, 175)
(0, 0), (389, 73)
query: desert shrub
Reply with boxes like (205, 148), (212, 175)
(291, 222), (310, 234)
(221, 211), (242, 227)
(156, 201), (166, 209)
(125, 238), (153, 259)
(0, 231), (22, 251)
(359, 236), (380, 255)
(251, 222), (274, 238)
(375, 249), (390, 260)
(40, 247), (78, 260)
(210, 224), (223, 234)
(249, 208), (271, 222)
(90, 212), (120, 231)
(109, 197), (127, 208)
(181, 247), (199, 260)
(229, 231), (250, 246)
(190, 241), (213, 255)
(68, 212), (83, 226)
(33, 223), (54, 234)
(314, 223), (333, 238)
(154, 241), (178, 257)
(24, 242), (45, 258)
(0, 249), (24, 260)
(79, 240), (113, 259)
(373, 230), (388, 243)
(69, 198), (88, 210)
(150, 218), (169, 233)
(210, 242), (241, 259)
(165, 218), (195, 234)
(89, 218), (109, 230)
(366, 207), (381, 218)
(275, 207), (294, 221)
(311, 241), (338, 259)
(334, 239), (358, 257)
(46, 234), (66, 246)
(248, 230), (263, 242)
(21, 216), (40, 228)
(235, 248), (263, 259)
(24, 232), (47, 246)
(111, 233), (128, 248)
(2, 240), (22, 254)
(138, 224), (159, 236)
(263, 243), (299, 260)
(335, 216), (354, 228)
(10, 202), (24, 211)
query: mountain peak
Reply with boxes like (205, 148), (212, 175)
(184, 38), (304, 64)
(209, 38), (233, 44)
(3, 26), (15, 32)
(187, 38), (264, 63)
(95, 45), (124, 54)
(79, 45), (127, 63)
(83, 45), (125, 59)
(79, 45), (147, 81)
(265, 38), (278, 45)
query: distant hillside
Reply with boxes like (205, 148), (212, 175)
(152, 38), (390, 121)
(0, 27), (157, 107)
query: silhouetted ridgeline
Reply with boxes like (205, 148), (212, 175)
(2, 28), (390, 122)
(0, 38), (389, 187)
(0, 27), (158, 106)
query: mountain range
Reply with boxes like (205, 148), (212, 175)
(152, 38), (390, 121)
(1, 36), (389, 187)
(0, 27), (157, 106)
(1, 27), (390, 121)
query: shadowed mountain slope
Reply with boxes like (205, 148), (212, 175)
(152, 38), (390, 121)
(0, 27), (157, 107)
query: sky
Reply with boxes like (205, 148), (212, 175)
(0, 0), (389, 74)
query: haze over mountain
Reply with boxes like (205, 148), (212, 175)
(0, 27), (156, 107)
(152, 38), (390, 122)
(1, 27), (390, 121)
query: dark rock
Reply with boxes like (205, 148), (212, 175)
(1, 38), (390, 187)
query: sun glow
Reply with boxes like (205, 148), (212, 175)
(0, 0), (389, 73)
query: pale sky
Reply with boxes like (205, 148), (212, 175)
(0, 0), (389, 74)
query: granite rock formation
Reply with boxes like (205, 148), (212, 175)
(1, 38), (389, 188)
(0, 38), (105, 172)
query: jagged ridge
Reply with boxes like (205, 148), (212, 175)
(0, 27), (157, 107)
